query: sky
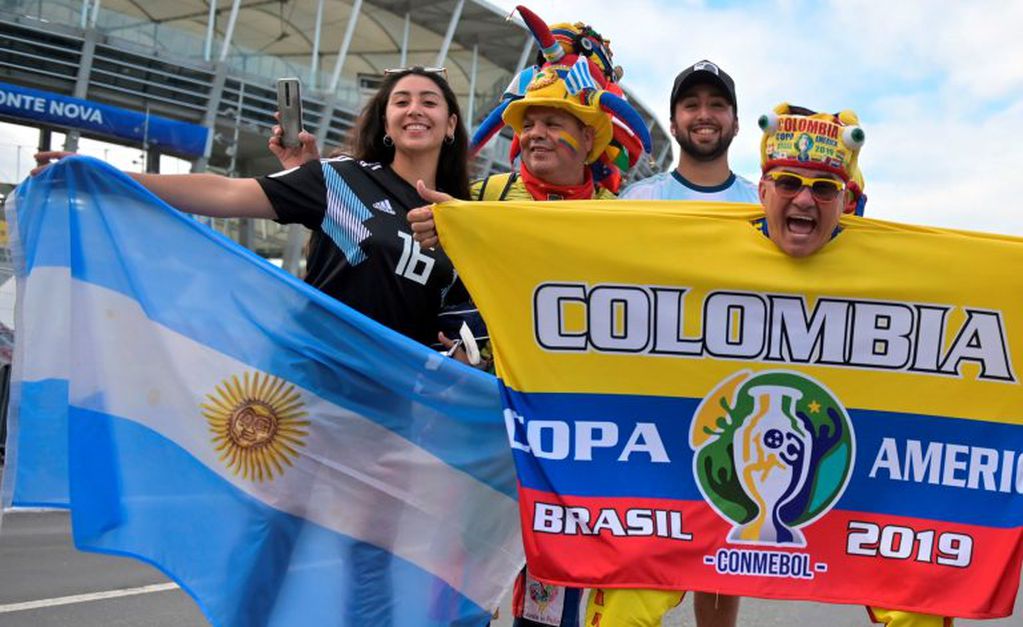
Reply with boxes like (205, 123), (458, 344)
(491, 0), (1023, 235)
(2, 0), (1021, 236)
(0, 122), (192, 192)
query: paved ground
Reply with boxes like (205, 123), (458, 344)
(0, 510), (206, 627)
(1, 509), (1020, 627)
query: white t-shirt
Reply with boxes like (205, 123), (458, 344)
(621, 170), (758, 203)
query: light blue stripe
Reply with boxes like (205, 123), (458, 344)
(13, 157), (514, 498)
(322, 213), (367, 265)
(321, 162), (371, 266)
(506, 67), (535, 98)
(574, 59), (598, 91)
(565, 58), (598, 95)
(6, 380), (70, 507)
(69, 408), (491, 627)
(7, 169), (70, 273)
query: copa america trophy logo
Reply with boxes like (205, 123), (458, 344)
(690, 370), (855, 547)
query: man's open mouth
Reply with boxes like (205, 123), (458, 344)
(786, 214), (817, 235)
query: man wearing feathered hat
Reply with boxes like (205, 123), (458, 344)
(409, 6), (652, 218)
(474, 62), (620, 202)
(585, 105), (948, 627)
(408, 8), (653, 626)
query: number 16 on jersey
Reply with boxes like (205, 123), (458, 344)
(396, 231), (435, 285)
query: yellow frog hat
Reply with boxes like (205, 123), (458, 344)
(759, 103), (866, 208)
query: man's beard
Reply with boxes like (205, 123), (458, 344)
(675, 128), (734, 162)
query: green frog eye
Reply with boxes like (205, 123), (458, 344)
(842, 126), (865, 149)
(758, 111), (779, 134)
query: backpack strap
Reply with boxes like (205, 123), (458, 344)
(475, 172), (519, 201)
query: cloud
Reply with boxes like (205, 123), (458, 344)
(863, 95), (1023, 233)
(0, 122), (44, 183)
(832, 0), (1023, 103)
(490, 0), (1023, 235)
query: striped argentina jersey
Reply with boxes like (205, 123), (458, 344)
(621, 169), (758, 203)
(258, 156), (459, 346)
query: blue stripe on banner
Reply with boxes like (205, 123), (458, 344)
(503, 388), (701, 499)
(7, 380), (70, 507)
(69, 408), (490, 627)
(502, 387), (1023, 528)
(321, 162), (371, 265)
(0, 81), (208, 157)
(15, 157), (513, 499)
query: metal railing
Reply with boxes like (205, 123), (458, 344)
(0, 0), (671, 261)
(0, 0), (345, 96)
(0, 18), (360, 149)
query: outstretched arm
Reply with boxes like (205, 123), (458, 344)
(130, 172), (275, 219)
(33, 151), (277, 220)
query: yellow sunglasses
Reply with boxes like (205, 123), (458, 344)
(765, 171), (846, 202)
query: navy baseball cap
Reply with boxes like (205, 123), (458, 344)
(670, 60), (737, 114)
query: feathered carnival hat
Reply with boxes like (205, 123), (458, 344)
(470, 5), (653, 193)
(759, 103), (867, 214)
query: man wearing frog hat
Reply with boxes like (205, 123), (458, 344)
(756, 102), (869, 256)
(585, 105), (950, 627)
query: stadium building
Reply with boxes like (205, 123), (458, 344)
(0, 0), (671, 267)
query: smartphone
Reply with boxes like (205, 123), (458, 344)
(276, 77), (304, 149)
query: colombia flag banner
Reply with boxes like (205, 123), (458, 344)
(436, 198), (1023, 619)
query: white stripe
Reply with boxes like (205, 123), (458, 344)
(565, 58), (598, 95)
(267, 166), (301, 179)
(438, 308), (480, 317)
(17, 266), (71, 383)
(0, 583), (179, 614)
(2, 506), (60, 513)
(26, 268), (522, 608)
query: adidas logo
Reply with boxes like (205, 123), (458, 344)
(372, 199), (395, 214)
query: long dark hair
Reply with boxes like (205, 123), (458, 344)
(348, 67), (470, 199)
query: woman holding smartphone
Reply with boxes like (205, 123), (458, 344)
(34, 66), (483, 626)
(34, 66), (471, 348)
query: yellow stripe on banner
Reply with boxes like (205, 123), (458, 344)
(435, 199), (1023, 425)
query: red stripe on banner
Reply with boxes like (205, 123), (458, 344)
(518, 487), (1023, 618)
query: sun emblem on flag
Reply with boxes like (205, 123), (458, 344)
(202, 371), (310, 482)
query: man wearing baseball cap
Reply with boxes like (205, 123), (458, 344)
(587, 58), (755, 627)
(621, 59), (757, 205)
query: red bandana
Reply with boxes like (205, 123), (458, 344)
(519, 162), (595, 201)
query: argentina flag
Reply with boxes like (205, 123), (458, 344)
(563, 57), (599, 96)
(2, 156), (523, 626)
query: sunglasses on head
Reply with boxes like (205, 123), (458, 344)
(383, 66), (448, 81)
(764, 171), (845, 202)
